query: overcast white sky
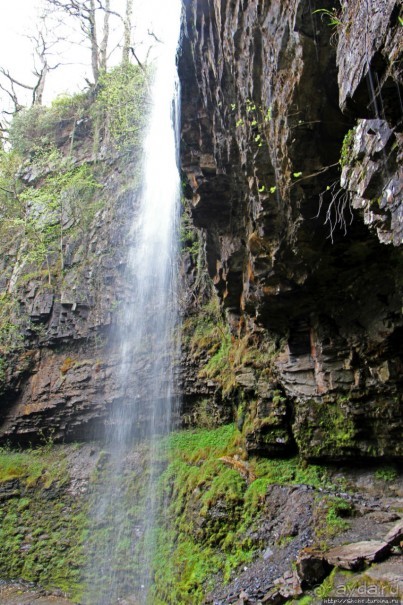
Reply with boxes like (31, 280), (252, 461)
(0, 0), (167, 112)
(0, 0), (41, 91)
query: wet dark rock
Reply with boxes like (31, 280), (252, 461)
(0, 0), (401, 464)
(29, 291), (54, 322)
(337, 0), (402, 120)
(296, 547), (332, 587)
(341, 119), (402, 246)
(179, 0), (403, 460)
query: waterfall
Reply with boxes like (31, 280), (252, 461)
(84, 1), (182, 602)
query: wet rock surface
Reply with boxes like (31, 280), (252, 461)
(341, 119), (403, 245)
(364, 556), (403, 595)
(179, 0), (403, 459)
(0, 0), (401, 462)
(0, 581), (75, 605)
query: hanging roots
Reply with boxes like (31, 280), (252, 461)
(316, 180), (353, 243)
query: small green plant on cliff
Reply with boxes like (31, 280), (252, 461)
(183, 295), (225, 353)
(199, 331), (236, 394)
(0, 149), (23, 198)
(180, 207), (201, 259)
(0, 149), (25, 256)
(340, 127), (355, 167)
(1, 143), (101, 286)
(184, 294), (278, 397)
(374, 465), (398, 482)
(295, 397), (358, 457)
(17, 157), (100, 282)
(235, 98), (272, 150)
(313, 8), (342, 28)
(314, 495), (352, 548)
(0, 294), (24, 354)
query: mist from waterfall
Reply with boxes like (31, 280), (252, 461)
(83, 0), (182, 602)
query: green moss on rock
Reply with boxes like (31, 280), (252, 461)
(150, 425), (338, 603)
(0, 445), (87, 602)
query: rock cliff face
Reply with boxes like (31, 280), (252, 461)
(0, 97), (183, 443)
(0, 97), (214, 444)
(0, 5), (402, 603)
(0, 98), (144, 442)
(0, 0), (401, 462)
(179, 0), (402, 459)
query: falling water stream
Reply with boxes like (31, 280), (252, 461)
(84, 1), (182, 602)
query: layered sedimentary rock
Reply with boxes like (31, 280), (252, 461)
(0, 0), (401, 460)
(0, 111), (216, 443)
(0, 115), (196, 442)
(179, 0), (402, 459)
(0, 190), (129, 442)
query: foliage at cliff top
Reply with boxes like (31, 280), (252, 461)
(9, 62), (149, 155)
(92, 63), (150, 152)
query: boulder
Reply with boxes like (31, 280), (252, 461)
(325, 540), (391, 570)
(296, 547), (332, 586)
(384, 518), (403, 547)
(364, 556), (403, 596)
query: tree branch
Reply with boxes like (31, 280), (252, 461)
(130, 47), (147, 74)
(0, 185), (16, 195)
(0, 67), (34, 91)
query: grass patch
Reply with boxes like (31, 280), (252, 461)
(167, 423), (240, 462)
(314, 496), (352, 548)
(0, 445), (69, 487)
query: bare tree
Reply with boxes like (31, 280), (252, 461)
(0, 68), (30, 114)
(0, 15), (62, 121)
(44, 0), (124, 84)
(89, 0), (100, 82)
(30, 20), (62, 105)
(44, 0), (100, 83)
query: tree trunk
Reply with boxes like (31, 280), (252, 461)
(89, 0), (99, 84)
(33, 64), (48, 105)
(99, 0), (110, 72)
(122, 0), (133, 64)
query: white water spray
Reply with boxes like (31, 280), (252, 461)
(84, 1), (182, 602)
